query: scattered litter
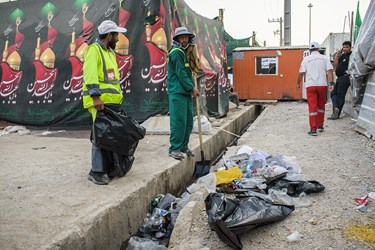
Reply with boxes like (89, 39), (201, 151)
(156, 193), (176, 210)
(269, 190), (311, 207)
(354, 195), (369, 206)
(187, 173), (216, 194)
(18, 129), (31, 135)
(236, 145), (253, 155)
(287, 231), (301, 242)
(132, 145), (326, 249)
(4, 126), (27, 133)
(356, 204), (367, 212)
(136, 191), (190, 248)
(215, 166), (243, 185)
(229, 153), (250, 162)
(41, 131), (52, 136)
(126, 236), (167, 250)
(32, 147), (46, 150)
(1, 126), (30, 136)
(192, 115), (212, 135)
(308, 218), (317, 225)
(369, 192), (375, 200)
(203, 145), (325, 247)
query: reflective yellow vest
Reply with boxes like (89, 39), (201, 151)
(82, 42), (123, 109)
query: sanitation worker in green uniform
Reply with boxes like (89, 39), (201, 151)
(167, 27), (199, 160)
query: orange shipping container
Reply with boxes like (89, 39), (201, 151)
(233, 46), (317, 100)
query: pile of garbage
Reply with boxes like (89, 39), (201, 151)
(201, 145), (325, 249)
(127, 145), (326, 249)
(127, 192), (190, 249)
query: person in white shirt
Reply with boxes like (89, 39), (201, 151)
(297, 42), (334, 136)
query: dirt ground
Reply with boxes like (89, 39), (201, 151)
(1, 102), (374, 249)
(172, 102), (375, 250)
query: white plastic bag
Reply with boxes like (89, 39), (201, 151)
(187, 173), (217, 194)
(236, 145), (253, 155)
(192, 115), (212, 135)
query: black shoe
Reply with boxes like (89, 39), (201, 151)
(181, 148), (195, 157)
(88, 171), (110, 185)
(308, 130), (318, 136)
(168, 151), (184, 160)
(330, 108), (340, 120)
(317, 126), (324, 132)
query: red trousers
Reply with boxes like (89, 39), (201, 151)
(306, 86), (327, 131)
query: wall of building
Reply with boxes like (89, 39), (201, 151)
(233, 48), (305, 100)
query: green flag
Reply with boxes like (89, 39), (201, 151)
(353, 1), (362, 44)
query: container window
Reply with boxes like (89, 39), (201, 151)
(255, 56), (278, 75)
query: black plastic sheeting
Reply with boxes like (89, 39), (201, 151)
(91, 104), (146, 156)
(205, 193), (295, 249)
(266, 179), (325, 197)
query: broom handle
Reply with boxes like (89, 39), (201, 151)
(194, 74), (204, 152)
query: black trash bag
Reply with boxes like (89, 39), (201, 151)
(206, 193), (240, 223)
(108, 153), (135, 178)
(209, 220), (242, 250)
(91, 104), (146, 156)
(95, 147), (135, 178)
(205, 193), (242, 249)
(205, 193), (294, 249)
(225, 196), (294, 235)
(267, 179), (325, 197)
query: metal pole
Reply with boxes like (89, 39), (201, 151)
(219, 8), (224, 23)
(308, 3), (313, 44)
(284, 0), (291, 46)
(280, 17), (283, 46)
(350, 11), (354, 43)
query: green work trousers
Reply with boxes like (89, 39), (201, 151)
(169, 93), (193, 153)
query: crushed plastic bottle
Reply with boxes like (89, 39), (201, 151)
(148, 208), (168, 231)
(156, 193), (176, 210)
(234, 177), (266, 189)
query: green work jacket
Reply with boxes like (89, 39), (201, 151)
(167, 46), (194, 96)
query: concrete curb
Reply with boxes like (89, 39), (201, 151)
(168, 189), (208, 249)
